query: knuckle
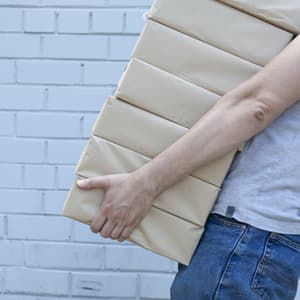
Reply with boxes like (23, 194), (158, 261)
(102, 202), (113, 212)
(85, 179), (94, 188)
(128, 219), (136, 227)
(110, 212), (122, 223)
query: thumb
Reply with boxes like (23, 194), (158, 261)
(76, 176), (110, 190)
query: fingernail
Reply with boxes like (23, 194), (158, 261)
(77, 179), (86, 187)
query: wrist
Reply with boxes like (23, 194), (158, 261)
(129, 168), (160, 199)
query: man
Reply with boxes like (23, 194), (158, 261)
(76, 34), (300, 299)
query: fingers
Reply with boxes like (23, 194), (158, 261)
(110, 224), (125, 240)
(76, 176), (110, 190)
(90, 214), (136, 242)
(91, 217), (129, 242)
(97, 219), (117, 238)
(117, 225), (135, 242)
(90, 213), (107, 233)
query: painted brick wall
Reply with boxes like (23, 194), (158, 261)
(1, 1), (300, 300)
(0, 1), (177, 299)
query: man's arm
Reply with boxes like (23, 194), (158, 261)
(133, 34), (300, 198)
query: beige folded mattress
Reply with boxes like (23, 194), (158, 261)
(63, 0), (297, 265)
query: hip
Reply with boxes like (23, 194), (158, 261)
(170, 213), (300, 300)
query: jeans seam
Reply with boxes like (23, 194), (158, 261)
(210, 213), (247, 229)
(250, 233), (272, 300)
(270, 232), (300, 252)
(212, 225), (249, 300)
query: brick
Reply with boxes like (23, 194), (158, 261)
(0, 189), (42, 213)
(0, 164), (22, 188)
(0, 113), (14, 136)
(0, 60), (14, 83)
(0, 34), (40, 57)
(18, 60), (81, 84)
(0, 138), (44, 163)
(0, 9), (22, 32)
(0, 0), (39, 4)
(295, 287), (300, 300)
(43, 35), (107, 59)
(24, 10), (55, 33)
(0, 297), (90, 300)
(0, 241), (23, 266)
(0, 216), (4, 239)
(82, 113), (97, 137)
(108, 0), (152, 6)
(110, 35), (139, 59)
(5, 268), (68, 295)
(92, 10), (123, 33)
(105, 245), (170, 271)
(71, 272), (137, 297)
(0, 86), (44, 110)
(42, 0), (106, 5)
(0, 268), (3, 293)
(24, 165), (55, 189)
(7, 215), (72, 241)
(44, 190), (68, 215)
(84, 61), (127, 85)
(125, 10), (147, 33)
(140, 273), (175, 299)
(0, 296), (38, 300)
(47, 86), (111, 111)
(48, 139), (86, 164)
(24, 242), (103, 269)
(171, 261), (178, 272)
(17, 112), (81, 138)
(58, 10), (89, 33)
(57, 165), (76, 189)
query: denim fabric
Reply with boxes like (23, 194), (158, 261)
(170, 213), (300, 300)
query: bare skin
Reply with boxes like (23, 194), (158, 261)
(77, 34), (300, 242)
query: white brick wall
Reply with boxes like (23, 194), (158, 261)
(0, 1), (177, 299)
(3, 2), (299, 300)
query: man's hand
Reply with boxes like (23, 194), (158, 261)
(76, 172), (155, 242)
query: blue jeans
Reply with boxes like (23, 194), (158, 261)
(170, 213), (300, 300)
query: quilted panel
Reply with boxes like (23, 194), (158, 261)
(92, 96), (238, 186)
(63, 174), (204, 266)
(132, 19), (261, 95)
(74, 135), (219, 227)
(217, 0), (300, 34)
(148, 0), (293, 65)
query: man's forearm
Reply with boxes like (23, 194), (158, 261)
(131, 73), (279, 199)
(133, 34), (300, 199)
(132, 83), (271, 198)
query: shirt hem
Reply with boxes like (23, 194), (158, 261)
(211, 205), (300, 235)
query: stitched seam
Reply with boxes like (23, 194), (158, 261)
(212, 225), (249, 299)
(210, 214), (246, 229)
(250, 233), (272, 299)
(271, 233), (300, 252)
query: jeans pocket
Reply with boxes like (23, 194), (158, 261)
(251, 232), (300, 300)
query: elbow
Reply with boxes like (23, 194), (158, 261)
(253, 100), (272, 122)
(252, 89), (280, 124)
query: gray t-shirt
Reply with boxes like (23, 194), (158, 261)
(211, 98), (300, 234)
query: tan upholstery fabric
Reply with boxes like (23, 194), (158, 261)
(217, 0), (300, 34)
(148, 0), (293, 65)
